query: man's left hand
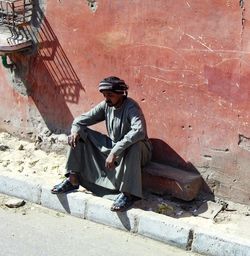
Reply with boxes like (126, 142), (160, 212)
(105, 153), (116, 170)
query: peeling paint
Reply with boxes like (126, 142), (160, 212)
(240, 0), (245, 49)
(86, 0), (98, 12)
(3, 62), (29, 96)
(238, 134), (250, 151)
(239, 0), (244, 8)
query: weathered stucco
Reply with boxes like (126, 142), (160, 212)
(0, 0), (249, 204)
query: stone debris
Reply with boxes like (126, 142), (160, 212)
(57, 134), (68, 143)
(0, 145), (9, 151)
(0, 132), (66, 178)
(18, 144), (24, 150)
(5, 198), (25, 208)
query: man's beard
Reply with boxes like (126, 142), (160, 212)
(106, 100), (113, 106)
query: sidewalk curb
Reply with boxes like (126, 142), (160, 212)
(41, 185), (90, 219)
(0, 173), (41, 204)
(85, 196), (138, 232)
(0, 173), (250, 256)
(138, 211), (192, 249)
(192, 228), (250, 256)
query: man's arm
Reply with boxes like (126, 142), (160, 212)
(69, 101), (106, 146)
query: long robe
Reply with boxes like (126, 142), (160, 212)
(65, 97), (152, 198)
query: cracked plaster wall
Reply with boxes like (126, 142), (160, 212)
(0, 0), (249, 204)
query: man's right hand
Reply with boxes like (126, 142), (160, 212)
(68, 133), (80, 148)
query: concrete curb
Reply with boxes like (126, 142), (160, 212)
(137, 211), (192, 249)
(86, 196), (140, 232)
(0, 173), (41, 204)
(0, 173), (250, 256)
(192, 228), (250, 256)
(41, 185), (91, 218)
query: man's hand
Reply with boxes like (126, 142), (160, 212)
(68, 133), (80, 148)
(105, 153), (116, 170)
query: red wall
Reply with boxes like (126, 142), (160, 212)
(0, 0), (249, 204)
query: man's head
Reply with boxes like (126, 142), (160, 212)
(99, 76), (128, 107)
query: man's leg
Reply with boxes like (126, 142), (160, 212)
(120, 140), (151, 198)
(68, 171), (79, 186)
(111, 140), (152, 211)
(51, 129), (114, 194)
(51, 136), (86, 194)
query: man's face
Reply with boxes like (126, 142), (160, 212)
(102, 91), (124, 107)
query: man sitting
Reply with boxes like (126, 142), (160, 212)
(51, 76), (152, 212)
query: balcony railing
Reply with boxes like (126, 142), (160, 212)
(0, 0), (33, 27)
(0, 0), (33, 55)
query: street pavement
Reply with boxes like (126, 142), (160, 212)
(0, 195), (200, 256)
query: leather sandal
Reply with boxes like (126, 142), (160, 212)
(110, 193), (137, 212)
(51, 179), (79, 194)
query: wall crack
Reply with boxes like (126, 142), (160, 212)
(239, 0), (245, 86)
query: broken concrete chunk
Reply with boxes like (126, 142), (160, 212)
(18, 144), (24, 150)
(0, 145), (9, 151)
(41, 128), (52, 137)
(5, 199), (25, 208)
(238, 134), (250, 151)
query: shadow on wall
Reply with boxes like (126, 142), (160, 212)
(150, 138), (214, 197)
(17, 3), (84, 134)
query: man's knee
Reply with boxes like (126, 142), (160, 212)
(126, 141), (151, 166)
(128, 141), (147, 153)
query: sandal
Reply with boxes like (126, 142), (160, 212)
(110, 193), (137, 212)
(51, 179), (79, 194)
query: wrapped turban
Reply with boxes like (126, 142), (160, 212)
(98, 76), (128, 94)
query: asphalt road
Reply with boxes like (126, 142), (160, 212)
(0, 196), (201, 256)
